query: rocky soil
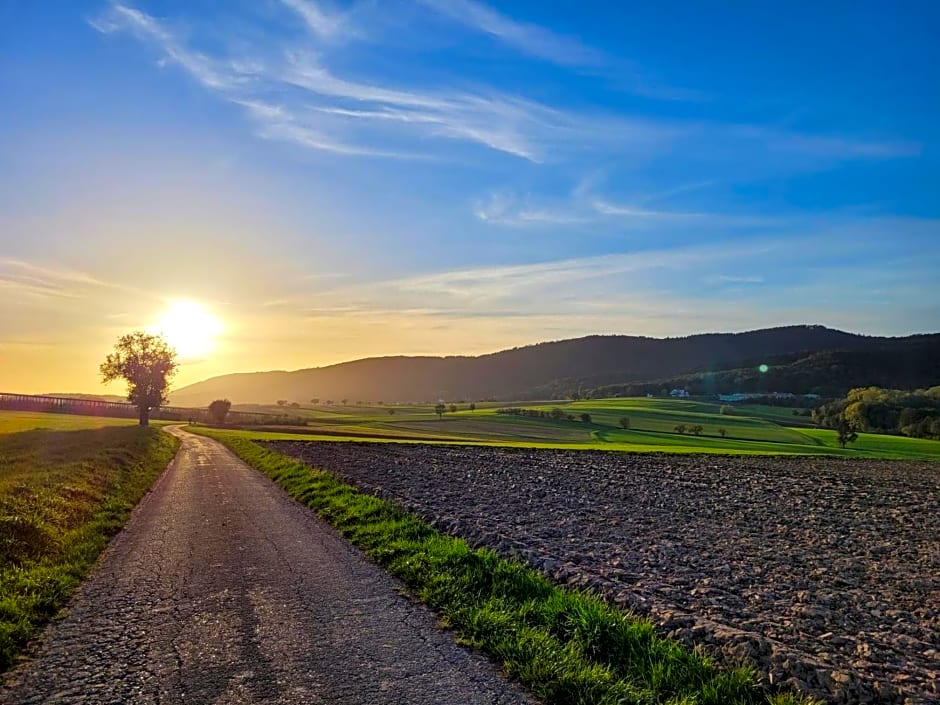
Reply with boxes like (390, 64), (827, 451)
(266, 441), (940, 705)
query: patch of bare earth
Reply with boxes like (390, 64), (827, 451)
(266, 441), (940, 705)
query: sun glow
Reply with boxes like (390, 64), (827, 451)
(150, 300), (223, 361)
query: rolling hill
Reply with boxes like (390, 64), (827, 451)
(169, 325), (939, 406)
(589, 334), (940, 399)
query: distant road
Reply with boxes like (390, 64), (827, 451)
(1, 428), (533, 705)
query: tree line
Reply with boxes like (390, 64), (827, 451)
(814, 386), (940, 440)
(496, 407), (591, 423)
(587, 338), (940, 401)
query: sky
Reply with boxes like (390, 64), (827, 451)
(1, 0), (939, 394)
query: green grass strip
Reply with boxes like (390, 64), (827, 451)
(0, 426), (179, 670)
(195, 428), (819, 705)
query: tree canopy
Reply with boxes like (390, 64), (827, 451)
(815, 386), (940, 440)
(100, 331), (177, 426)
(208, 399), (232, 425)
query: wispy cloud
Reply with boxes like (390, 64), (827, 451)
(90, 5), (678, 162)
(737, 126), (922, 160)
(0, 258), (159, 306)
(776, 133), (922, 159)
(706, 275), (766, 285)
(90, 4), (247, 90)
(325, 238), (785, 312)
(279, 0), (349, 40)
(473, 183), (776, 229)
(281, 52), (554, 160)
(417, 0), (711, 102)
(418, 0), (603, 67)
(89, 3), (921, 169)
(592, 199), (777, 228)
(637, 180), (716, 205)
(0, 259), (111, 300)
(281, 51), (682, 161)
(250, 217), (940, 339)
(473, 192), (593, 226)
(90, 5), (427, 158)
(592, 200), (704, 220)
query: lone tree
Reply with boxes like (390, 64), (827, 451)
(619, 416), (631, 430)
(580, 412), (592, 424)
(434, 402), (446, 419)
(836, 418), (859, 448)
(100, 331), (177, 427)
(469, 403), (476, 412)
(208, 399), (232, 425)
(718, 428), (727, 438)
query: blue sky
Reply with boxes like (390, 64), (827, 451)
(0, 0), (938, 391)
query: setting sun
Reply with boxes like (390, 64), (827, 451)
(150, 300), (223, 361)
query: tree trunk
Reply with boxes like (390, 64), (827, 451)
(139, 406), (149, 427)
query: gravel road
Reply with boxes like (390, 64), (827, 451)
(0, 429), (536, 705)
(267, 441), (940, 705)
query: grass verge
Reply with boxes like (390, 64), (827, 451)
(0, 426), (179, 670)
(194, 427), (819, 705)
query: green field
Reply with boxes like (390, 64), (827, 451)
(215, 398), (940, 460)
(0, 418), (179, 669)
(0, 410), (147, 434)
(798, 428), (940, 459)
(731, 404), (818, 428)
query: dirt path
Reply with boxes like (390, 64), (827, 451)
(1, 428), (535, 705)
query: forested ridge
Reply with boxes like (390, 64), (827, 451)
(170, 326), (940, 405)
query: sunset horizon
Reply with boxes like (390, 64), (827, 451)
(3, 317), (937, 397)
(3, 1), (938, 395)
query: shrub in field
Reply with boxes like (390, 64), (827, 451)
(836, 419), (859, 448)
(207, 399), (232, 425)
